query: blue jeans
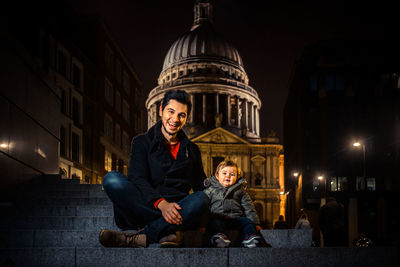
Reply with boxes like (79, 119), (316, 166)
(103, 171), (209, 244)
(209, 216), (258, 240)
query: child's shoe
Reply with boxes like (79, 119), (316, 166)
(242, 234), (261, 248)
(211, 233), (231, 248)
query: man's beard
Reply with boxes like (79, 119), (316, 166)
(162, 121), (179, 136)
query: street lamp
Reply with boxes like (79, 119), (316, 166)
(353, 141), (366, 190)
(293, 172), (299, 177)
(318, 175), (327, 205)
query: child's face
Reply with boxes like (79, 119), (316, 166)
(216, 166), (238, 187)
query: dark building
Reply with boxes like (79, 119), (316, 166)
(0, 2), (145, 195)
(284, 40), (400, 246)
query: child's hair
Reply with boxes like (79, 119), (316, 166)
(215, 160), (241, 177)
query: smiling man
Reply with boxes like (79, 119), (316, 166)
(99, 90), (209, 248)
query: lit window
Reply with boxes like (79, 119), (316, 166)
(366, 177), (376, 191)
(104, 150), (112, 172)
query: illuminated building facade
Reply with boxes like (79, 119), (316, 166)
(146, 0), (285, 227)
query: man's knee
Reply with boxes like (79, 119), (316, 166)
(188, 191), (209, 212)
(103, 171), (125, 192)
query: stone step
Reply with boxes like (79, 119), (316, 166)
(0, 247), (397, 267)
(19, 190), (107, 199)
(15, 205), (113, 217)
(30, 175), (81, 185)
(16, 197), (112, 206)
(19, 183), (104, 193)
(0, 230), (104, 248)
(0, 216), (116, 230)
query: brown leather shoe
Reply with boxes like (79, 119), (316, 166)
(99, 229), (147, 248)
(159, 230), (183, 247)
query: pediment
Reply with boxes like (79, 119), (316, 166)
(251, 155), (266, 162)
(191, 127), (250, 144)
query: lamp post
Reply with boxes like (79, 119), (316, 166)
(353, 141), (366, 190)
(318, 175), (326, 206)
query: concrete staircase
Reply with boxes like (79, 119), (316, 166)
(0, 175), (398, 266)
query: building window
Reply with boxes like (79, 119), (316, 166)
(72, 64), (81, 89)
(115, 123), (121, 148)
(326, 74), (345, 91)
(60, 126), (66, 157)
(116, 91), (121, 114)
(367, 177), (376, 191)
(60, 88), (67, 114)
(104, 114), (113, 140)
(58, 50), (67, 77)
(115, 59), (121, 84)
(310, 75), (318, 92)
(122, 131), (130, 154)
(123, 100), (130, 124)
(105, 150), (112, 172)
(72, 97), (80, 125)
(230, 96), (237, 125)
(212, 157), (224, 175)
(255, 173), (262, 186)
(72, 132), (80, 162)
(105, 78), (114, 106)
(105, 43), (114, 72)
(123, 71), (130, 95)
(328, 177), (348, 191)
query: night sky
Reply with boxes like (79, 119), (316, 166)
(9, 0), (397, 140)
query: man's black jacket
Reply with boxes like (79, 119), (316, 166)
(128, 121), (206, 204)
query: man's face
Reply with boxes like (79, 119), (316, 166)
(159, 99), (188, 138)
(216, 166), (238, 187)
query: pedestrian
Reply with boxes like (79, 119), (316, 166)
(319, 197), (346, 246)
(274, 215), (290, 229)
(99, 90), (209, 248)
(295, 213), (311, 229)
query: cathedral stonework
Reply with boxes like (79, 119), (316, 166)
(146, 0), (285, 228)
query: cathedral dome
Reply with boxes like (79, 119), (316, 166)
(162, 22), (245, 73)
(147, 0), (262, 142)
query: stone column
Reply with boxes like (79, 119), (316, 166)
(250, 102), (254, 132)
(236, 97), (240, 127)
(256, 107), (260, 136)
(202, 94), (206, 124)
(244, 99), (248, 130)
(238, 99), (242, 128)
(227, 95), (231, 126)
(215, 93), (219, 114)
(189, 94), (194, 123)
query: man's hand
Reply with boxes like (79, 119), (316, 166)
(157, 200), (183, 225)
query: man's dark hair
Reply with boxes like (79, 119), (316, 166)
(161, 90), (192, 115)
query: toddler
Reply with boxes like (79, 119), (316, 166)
(204, 161), (262, 248)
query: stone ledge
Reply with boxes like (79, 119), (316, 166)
(0, 247), (397, 267)
(260, 229), (312, 248)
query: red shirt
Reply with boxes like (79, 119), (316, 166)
(164, 142), (180, 161)
(154, 141), (181, 209)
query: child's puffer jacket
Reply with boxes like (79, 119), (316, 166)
(203, 175), (260, 224)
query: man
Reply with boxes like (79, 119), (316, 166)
(319, 197), (346, 247)
(99, 90), (209, 248)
